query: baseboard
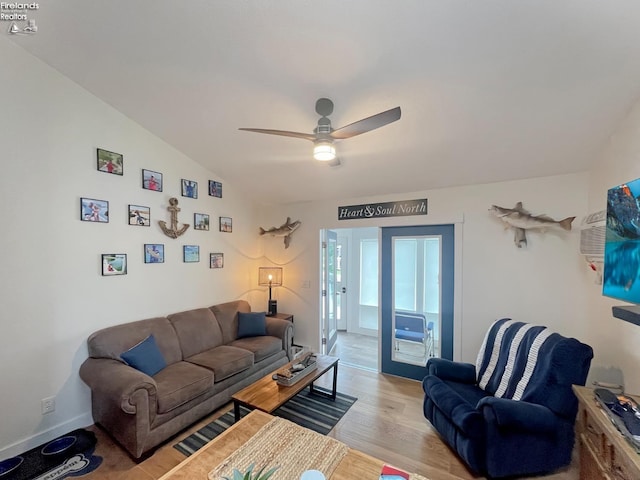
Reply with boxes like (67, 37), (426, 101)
(0, 412), (94, 460)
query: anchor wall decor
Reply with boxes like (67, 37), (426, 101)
(159, 197), (190, 238)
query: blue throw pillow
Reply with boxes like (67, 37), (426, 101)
(237, 311), (267, 338)
(120, 334), (167, 376)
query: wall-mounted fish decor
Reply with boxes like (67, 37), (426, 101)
(259, 217), (301, 249)
(489, 202), (575, 248)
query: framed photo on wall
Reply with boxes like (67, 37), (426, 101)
(128, 204), (150, 226)
(210, 253), (224, 269)
(183, 245), (199, 263)
(81, 197), (109, 223)
(219, 216), (232, 233)
(102, 254), (127, 276)
(208, 180), (222, 198)
(97, 148), (123, 175)
(181, 179), (198, 199)
(194, 213), (210, 231)
(144, 244), (164, 263)
(142, 169), (163, 192)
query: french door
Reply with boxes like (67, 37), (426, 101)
(380, 225), (454, 380)
(321, 229), (338, 354)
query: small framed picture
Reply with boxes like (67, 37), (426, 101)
(183, 245), (200, 263)
(81, 197), (109, 223)
(181, 179), (198, 199)
(102, 254), (127, 276)
(210, 253), (224, 269)
(219, 216), (232, 233)
(128, 204), (150, 226)
(144, 244), (164, 263)
(194, 213), (210, 231)
(208, 180), (222, 198)
(97, 148), (123, 176)
(142, 169), (163, 192)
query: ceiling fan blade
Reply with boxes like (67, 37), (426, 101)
(330, 106), (401, 140)
(327, 158), (341, 167)
(238, 128), (316, 141)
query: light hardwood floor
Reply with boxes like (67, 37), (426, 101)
(79, 362), (579, 480)
(333, 331), (437, 371)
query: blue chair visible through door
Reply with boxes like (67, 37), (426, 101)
(394, 311), (434, 357)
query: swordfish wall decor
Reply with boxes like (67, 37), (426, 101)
(259, 217), (301, 249)
(488, 202), (575, 248)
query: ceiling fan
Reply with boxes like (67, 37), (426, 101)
(239, 98), (401, 167)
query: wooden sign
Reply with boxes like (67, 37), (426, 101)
(338, 199), (428, 220)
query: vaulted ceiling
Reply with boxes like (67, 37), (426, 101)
(9, 1), (640, 204)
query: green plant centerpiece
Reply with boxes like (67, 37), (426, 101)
(222, 463), (279, 480)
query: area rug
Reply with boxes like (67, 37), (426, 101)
(174, 387), (357, 456)
(207, 417), (349, 480)
(0, 429), (102, 480)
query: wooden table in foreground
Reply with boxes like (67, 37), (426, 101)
(158, 410), (384, 480)
(232, 354), (339, 421)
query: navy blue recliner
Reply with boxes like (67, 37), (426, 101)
(422, 318), (593, 478)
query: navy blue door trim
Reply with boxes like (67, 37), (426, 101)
(380, 224), (455, 380)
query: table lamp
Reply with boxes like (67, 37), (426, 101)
(258, 267), (283, 315)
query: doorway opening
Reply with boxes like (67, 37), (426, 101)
(320, 224), (454, 378)
(321, 227), (379, 371)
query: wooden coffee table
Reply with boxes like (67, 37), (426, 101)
(158, 410), (386, 480)
(231, 354), (339, 421)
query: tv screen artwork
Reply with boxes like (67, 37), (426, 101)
(603, 177), (640, 303)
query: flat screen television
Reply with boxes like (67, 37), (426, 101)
(603, 177), (640, 304)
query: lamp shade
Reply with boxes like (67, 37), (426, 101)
(313, 140), (336, 161)
(258, 267), (283, 286)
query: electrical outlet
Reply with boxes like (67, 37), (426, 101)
(41, 396), (55, 415)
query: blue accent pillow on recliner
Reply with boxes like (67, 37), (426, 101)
(120, 334), (167, 376)
(237, 311), (267, 338)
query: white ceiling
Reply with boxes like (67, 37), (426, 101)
(9, 1), (640, 204)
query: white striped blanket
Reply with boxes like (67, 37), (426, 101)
(475, 318), (559, 401)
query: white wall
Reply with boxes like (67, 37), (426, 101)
(0, 38), (264, 458)
(585, 99), (640, 394)
(260, 172), (590, 365)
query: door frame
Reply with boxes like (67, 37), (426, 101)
(321, 229), (338, 354)
(380, 224), (455, 379)
(336, 234), (348, 331)
(316, 219), (463, 365)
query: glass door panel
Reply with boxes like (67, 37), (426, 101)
(381, 225), (454, 380)
(322, 229), (338, 354)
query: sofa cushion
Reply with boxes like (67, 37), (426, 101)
(186, 345), (254, 382)
(230, 336), (282, 362)
(153, 361), (214, 413)
(87, 317), (183, 365)
(120, 334), (167, 376)
(168, 308), (224, 358)
(237, 311), (267, 338)
(210, 300), (251, 344)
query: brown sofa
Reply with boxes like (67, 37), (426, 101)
(79, 300), (293, 458)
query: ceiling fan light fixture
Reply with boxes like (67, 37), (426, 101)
(313, 140), (336, 161)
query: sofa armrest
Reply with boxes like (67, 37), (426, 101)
(265, 316), (294, 358)
(426, 357), (477, 384)
(477, 396), (558, 434)
(79, 357), (157, 415)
